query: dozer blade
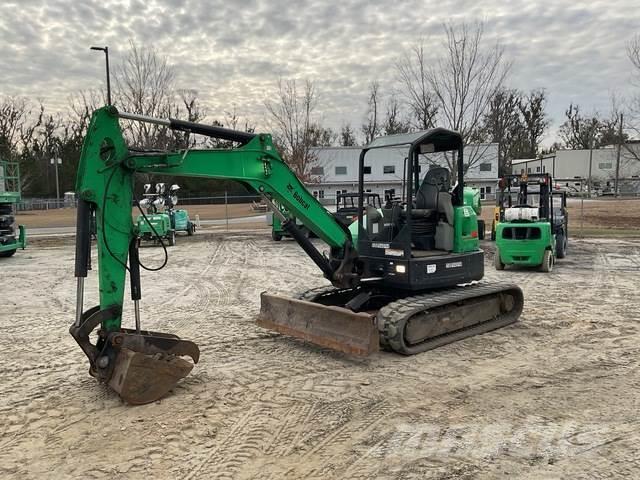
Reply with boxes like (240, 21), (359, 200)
(108, 348), (195, 405)
(257, 292), (379, 356)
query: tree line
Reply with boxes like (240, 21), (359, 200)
(1, 24), (640, 198)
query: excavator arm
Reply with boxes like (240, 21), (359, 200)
(70, 106), (369, 404)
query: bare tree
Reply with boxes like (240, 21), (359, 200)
(480, 88), (522, 174)
(68, 90), (103, 139)
(423, 21), (511, 172)
(339, 123), (357, 146)
(31, 113), (65, 195)
(361, 81), (382, 144)
(396, 41), (439, 130)
(178, 89), (205, 123)
(383, 94), (410, 135)
(115, 41), (176, 149)
(626, 35), (640, 162)
(628, 34), (640, 72)
(0, 96), (41, 160)
(0, 96), (44, 193)
(307, 125), (336, 147)
(558, 103), (604, 150)
(223, 105), (255, 134)
(519, 89), (550, 157)
(264, 79), (321, 180)
(173, 89), (206, 148)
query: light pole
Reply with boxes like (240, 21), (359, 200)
(90, 46), (112, 105)
(50, 157), (62, 201)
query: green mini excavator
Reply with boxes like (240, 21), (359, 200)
(71, 107), (524, 404)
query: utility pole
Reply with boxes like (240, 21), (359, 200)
(588, 146), (593, 198)
(615, 113), (623, 197)
(50, 157), (62, 201)
(90, 46), (112, 105)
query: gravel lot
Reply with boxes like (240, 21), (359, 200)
(1, 233), (639, 479)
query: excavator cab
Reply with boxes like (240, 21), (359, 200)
(355, 130), (484, 291)
(260, 130), (522, 356)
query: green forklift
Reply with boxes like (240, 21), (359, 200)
(0, 159), (27, 257)
(494, 173), (568, 272)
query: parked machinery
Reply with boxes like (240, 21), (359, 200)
(0, 159), (26, 258)
(136, 183), (195, 246)
(270, 200), (315, 241)
(334, 192), (381, 227)
(271, 192), (382, 241)
(71, 107), (523, 404)
(494, 173), (568, 272)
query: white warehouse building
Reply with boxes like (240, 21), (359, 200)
(306, 143), (500, 204)
(512, 144), (640, 194)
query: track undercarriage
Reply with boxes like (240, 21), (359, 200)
(258, 283), (524, 356)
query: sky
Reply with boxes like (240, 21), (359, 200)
(0, 0), (638, 144)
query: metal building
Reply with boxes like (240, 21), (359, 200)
(512, 144), (640, 195)
(307, 143), (500, 204)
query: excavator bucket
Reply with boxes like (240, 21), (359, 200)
(105, 328), (200, 405)
(69, 306), (200, 405)
(108, 348), (195, 405)
(257, 293), (379, 356)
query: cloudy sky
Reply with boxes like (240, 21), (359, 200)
(0, 0), (638, 143)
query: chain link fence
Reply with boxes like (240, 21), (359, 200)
(16, 191), (502, 212)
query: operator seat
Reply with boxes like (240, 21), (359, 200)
(411, 167), (453, 250)
(414, 167), (450, 213)
(421, 167), (457, 251)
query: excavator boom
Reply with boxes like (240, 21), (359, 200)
(71, 106), (371, 403)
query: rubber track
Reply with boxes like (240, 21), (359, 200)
(295, 283), (523, 356)
(379, 283), (523, 355)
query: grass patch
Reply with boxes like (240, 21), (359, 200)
(571, 228), (640, 238)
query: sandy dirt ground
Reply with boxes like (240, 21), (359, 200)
(1, 233), (639, 479)
(477, 197), (640, 233)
